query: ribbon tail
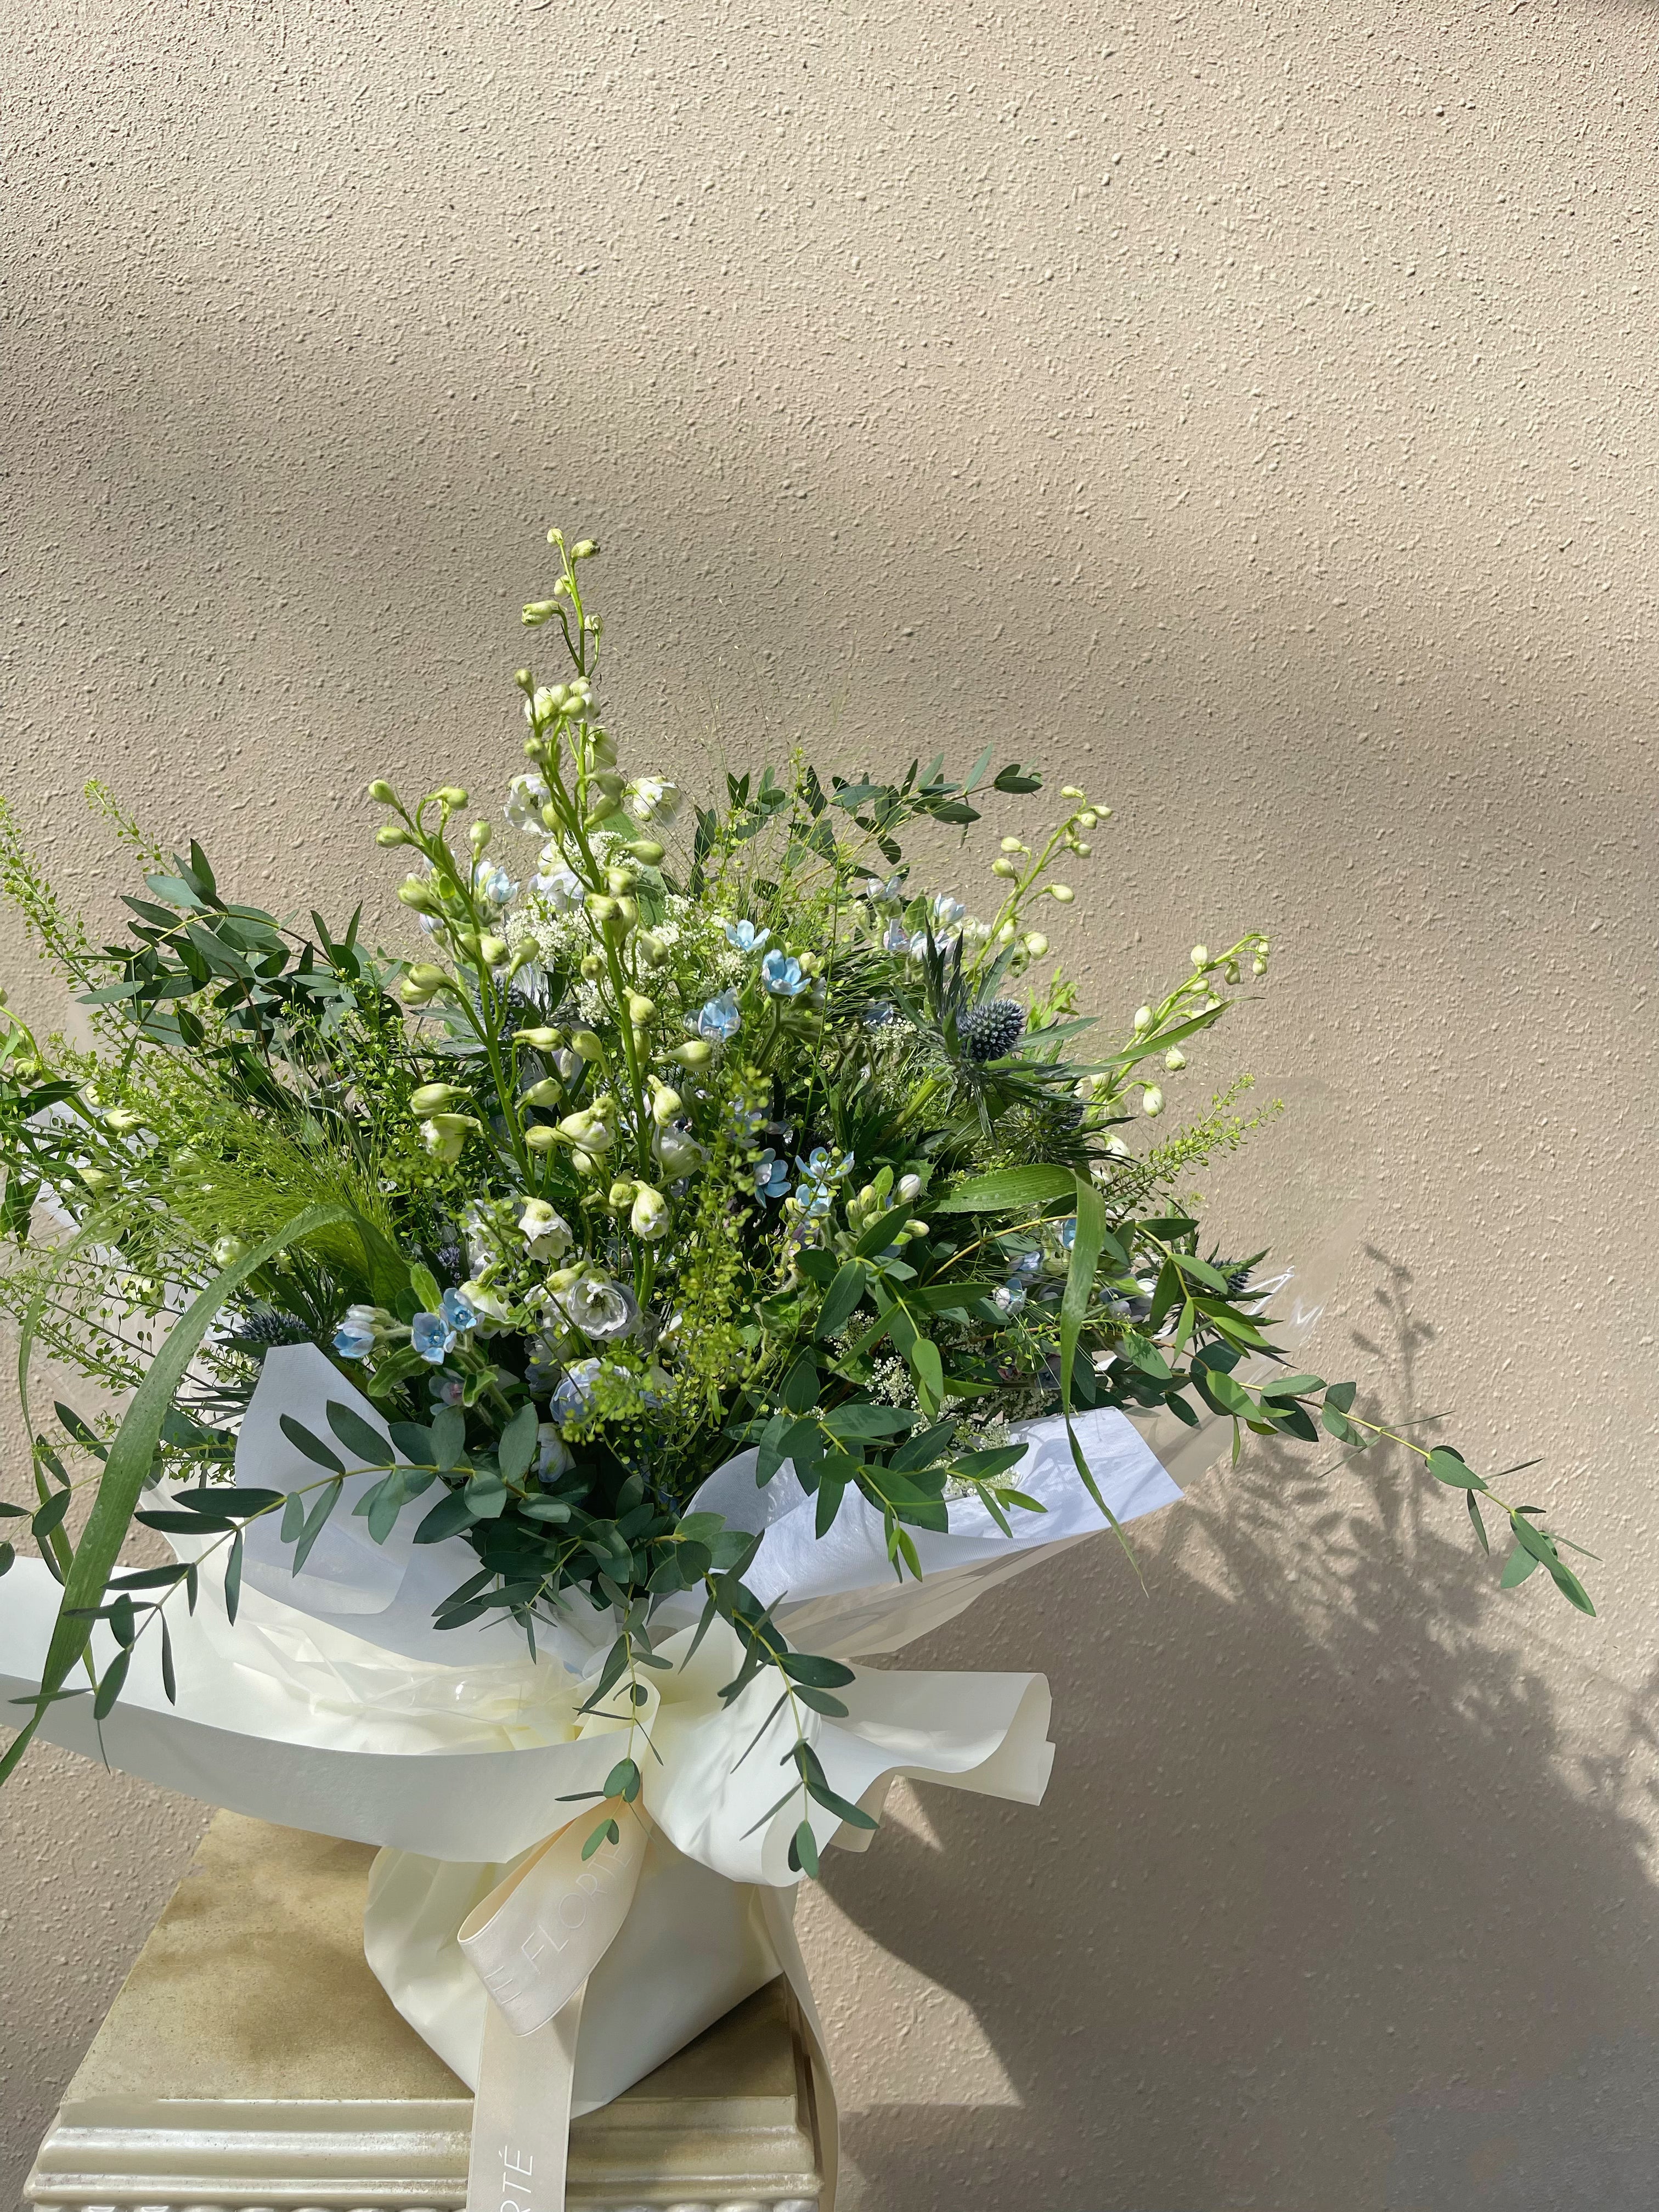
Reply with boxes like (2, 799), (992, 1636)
(467, 1981), (585, 2212)
(758, 1884), (839, 2212)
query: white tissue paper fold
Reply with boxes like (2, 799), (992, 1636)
(0, 1343), (1186, 2113)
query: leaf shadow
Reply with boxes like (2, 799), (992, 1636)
(808, 1248), (1659, 2212)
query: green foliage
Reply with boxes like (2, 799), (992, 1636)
(0, 533), (1598, 1863)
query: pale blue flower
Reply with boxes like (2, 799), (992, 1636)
(864, 1001), (896, 1029)
(332, 1304), (379, 1360)
(761, 950), (808, 997)
(551, 1356), (602, 1428)
(440, 1286), (477, 1332)
(754, 1148), (791, 1201)
(992, 1280), (1028, 1316)
(724, 919), (771, 953)
(473, 861), (518, 908)
(411, 1310), (456, 1364)
(882, 919), (911, 955)
(696, 990), (742, 1043)
(428, 1373), (465, 1408)
(794, 1146), (847, 1217)
(933, 895), (966, 931)
(859, 873), (905, 904)
(1059, 1217), (1077, 1251)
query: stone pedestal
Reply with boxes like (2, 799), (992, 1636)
(24, 1812), (822, 2212)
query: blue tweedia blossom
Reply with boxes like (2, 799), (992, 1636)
(439, 1286), (477, 1332)
(882, 919), (911, 955)
(332, 1306), (377, 1360)
(760, 949), (808, 997)
(1059, 1217), (1077, 1251)
(753, 1148), (791, 1201)
(794, 1146), (848, 1217)
(411, 1310), (456, 1364)
(723, 919), (771, 953)
(473, 861), (518, 908)
(696, 990), (742, 1043)
(992, 1279), (1028, 1316)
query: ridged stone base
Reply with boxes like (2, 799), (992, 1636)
(24, 1813), (822, 2212)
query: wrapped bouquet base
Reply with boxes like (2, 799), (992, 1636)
(1, 1348), (1182, 2212)
(24, 1811), (825, 2212)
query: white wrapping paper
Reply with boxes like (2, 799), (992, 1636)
(0, 1344), (1185, 2178)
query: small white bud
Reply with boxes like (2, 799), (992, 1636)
(1190, 944), (1210, 967)
(1132, 1005), (1154, 1034)
(1000, 836), (1026, 854)
(1023, 930), (1049, 956)
(1141, 1085), (1165, 1117)
(1164, 1047), (1186, 1071)
(1047, 883), (1074, 903)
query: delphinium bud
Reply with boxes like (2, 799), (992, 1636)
(1190, 944), (1210, 968)
(1141, 1085), (1165, 1116)
(410, 1082), (467, 1114)
(1046, 883), (1074, 904)
(368, 779), (397, 803)
(1060, 785), (1085, 800)
(1164, 1047), (1186, 1070)
(1023, 931), (1049, 956)
(1132, 1005), (1153, 1034)
(436, 786), (469, 809)
(376, 825), (410, 847)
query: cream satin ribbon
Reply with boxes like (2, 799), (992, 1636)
(455, 1797), (838, 2212)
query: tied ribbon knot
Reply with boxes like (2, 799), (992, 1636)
(453, 1793), (837, 2212)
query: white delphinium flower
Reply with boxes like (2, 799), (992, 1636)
(518, 1197), (572, 1260)
(505, 772), (550, 832)
(630, 1183), (669, 1240)
(460, 1279), (515, 1329)
(626, 777), (680, 825)
(531, 845), (583, 908)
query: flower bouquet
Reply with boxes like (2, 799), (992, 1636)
(0, 532), (1593, 2210)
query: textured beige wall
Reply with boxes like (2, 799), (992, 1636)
(4, 0), (1659, 2205)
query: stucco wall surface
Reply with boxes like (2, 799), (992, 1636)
(3, 1), (1658, 2205)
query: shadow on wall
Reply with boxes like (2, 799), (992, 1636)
(815, 1252), (1659, 2212)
